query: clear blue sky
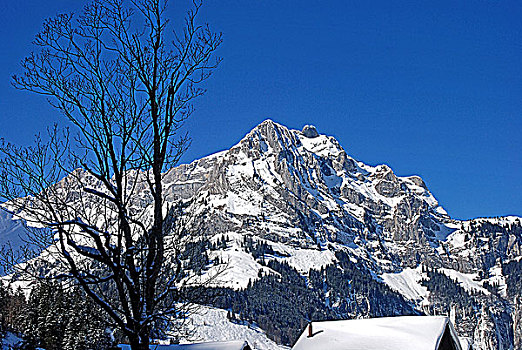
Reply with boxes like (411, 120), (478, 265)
(0, 1), (521, 220)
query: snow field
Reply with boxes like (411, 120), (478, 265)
(179, 306), (287, 350)
(381, 266), (429, 304)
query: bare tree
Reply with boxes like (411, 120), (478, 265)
(0, 0), (221, 349)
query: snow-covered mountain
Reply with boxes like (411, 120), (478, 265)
(162, 120), (521, 349)
(3, 120), (522, 349)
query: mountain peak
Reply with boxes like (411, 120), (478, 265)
(245, 119), (289, 141)
(256, 118), (285, 131)
(253, 120), (320, 138)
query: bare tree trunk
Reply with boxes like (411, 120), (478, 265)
(128, 333), (149, 350)
(0, 0), (222, 347)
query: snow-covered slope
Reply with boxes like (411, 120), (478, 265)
(381, 266), (429, 304)
(180, 306), (286, 350)
(117, 306), (286, 350)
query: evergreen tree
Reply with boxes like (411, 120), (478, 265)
(21, 283), (44, 349)
(62, 288), (88, 350)
(20, 282), (113, 350)
(62, 286), (112, 350)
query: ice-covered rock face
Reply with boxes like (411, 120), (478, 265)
(165, 119), (452, 269)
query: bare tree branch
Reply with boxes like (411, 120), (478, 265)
(1, 1), (222, 349)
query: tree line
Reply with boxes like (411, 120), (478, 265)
(0, 281), (117, 350)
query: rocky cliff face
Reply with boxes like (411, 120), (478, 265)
(159, 120), (521, 348)
(3, 120), (521, 348)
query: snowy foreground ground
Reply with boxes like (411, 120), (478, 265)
(2, 306), (287, 350)
(175, 306), (287, 350)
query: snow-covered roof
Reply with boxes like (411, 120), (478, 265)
(292, 316), (462, 350)
(118, 340), (250, 350)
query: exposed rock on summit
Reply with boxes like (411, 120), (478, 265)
(302, 124), (319, 138)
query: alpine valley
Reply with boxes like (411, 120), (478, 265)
(2, 120), (522, 349)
